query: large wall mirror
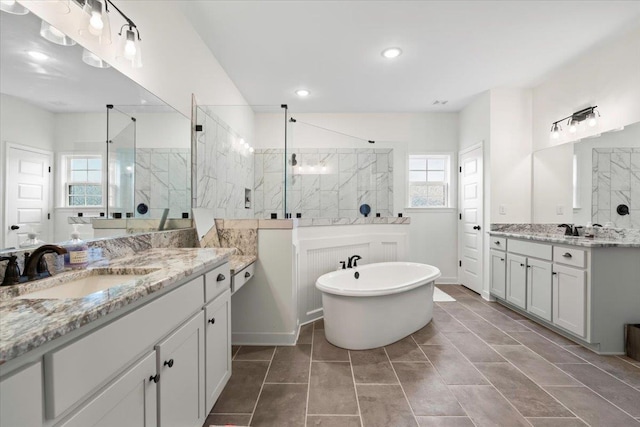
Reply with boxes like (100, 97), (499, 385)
(533, 121), (640, 228)
(1, 8), (190, 250)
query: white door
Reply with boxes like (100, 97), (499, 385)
(458, 145), (483, 294)
(4, 145), (52, 248)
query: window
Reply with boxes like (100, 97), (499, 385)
(407, 154), (450, 208)
(65, 156), (103, 207)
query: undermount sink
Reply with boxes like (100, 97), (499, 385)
(16, 268), (160, 300)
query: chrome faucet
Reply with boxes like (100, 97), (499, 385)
(347, 255), (362, 269)
(22, 245), (68, 281)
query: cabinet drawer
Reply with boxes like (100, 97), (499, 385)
(232, 263), (255, 294)
(508, 239), (552, 260)
(553, 246), (586, 269)
(45, 276), (203, 419)
(490, 237), (507, 251)
(205, 263), (231, 303)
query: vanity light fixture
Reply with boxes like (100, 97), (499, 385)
(0, 0), (29, 15)
(79, 0), (111, 45)
(295, 89), (310, 97)
(549, 106), (599, 140)
(381, 47), (402, 59)
(40, 20), (76, 46)
(249, 147), (255, 153)
(82, 48), (110, 68)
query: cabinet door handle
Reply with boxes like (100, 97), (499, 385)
(494, 241), (500, 245)
(208, 317), (216, 324)
(500, 258), (504, 262)
(149, 374), (160, 383)
(520, 263), (525, 267)
(473, 225), (481, 230)
(552, 272), (557, 276)
(526, 265), (532, 268)
(164, 359), (174, 368)
(244, 271), (251, 278)
(562, 252), (572, 258)
(217, 273), (226, 282)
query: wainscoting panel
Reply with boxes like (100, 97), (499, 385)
(296, 233), (407, 324)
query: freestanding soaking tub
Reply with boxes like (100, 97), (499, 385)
(315, 262), (441, 350)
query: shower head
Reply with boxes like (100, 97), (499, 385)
(291, 153), (297, 166)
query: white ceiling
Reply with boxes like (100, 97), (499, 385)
(0, 9), (169, 113)
(181, 1), (640, 113)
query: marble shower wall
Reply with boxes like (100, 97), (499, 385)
(253, 148), (393, 219)
(196, 108), (254, 219)
(592, 147), (640, 228)
(135, 148), (191, 219)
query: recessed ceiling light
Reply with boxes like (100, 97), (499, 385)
(295, 89), (310, 97)
(27, 51), (48, 61)
(381, 47), (402, 59)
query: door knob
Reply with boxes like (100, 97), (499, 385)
(164, 359), (174, 368)
(10, 225), (19, 230)
(149, 374), (160, 383)
(208, 317), (216, 324)
(473, 225), (481, 230)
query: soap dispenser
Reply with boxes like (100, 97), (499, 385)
(19, 232), (45, 248)
(62, 225), (89, 269)
(584, 222), (595, 239)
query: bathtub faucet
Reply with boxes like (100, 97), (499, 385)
(347, 255), (361, 268)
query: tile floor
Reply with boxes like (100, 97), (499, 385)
(205, 285), (640, 427)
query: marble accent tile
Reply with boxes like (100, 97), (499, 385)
(339, 153), (356, 173)
(631, 152), (640, 170)
(320, 173), (339, 191)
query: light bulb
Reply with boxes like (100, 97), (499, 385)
(587, 113), (597, 127)
(552, 130), (560, 140)
(89, 11), (104, 35)
(124, 39), (136, 59)
(310, 165), (316, 171)
(249, 147), (254, 153)
(569, 124), (577, 134)
(322, 166), (327, 172)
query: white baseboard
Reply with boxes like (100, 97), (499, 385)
(435, 277), (459, 285)
(232, 331), (297, 346)
(481, 289), (494, 301)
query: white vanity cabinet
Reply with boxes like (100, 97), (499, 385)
(490, 235), (640, 353)
(526, 258), (553, 321)
(156, 312), (205, 427)
(0, 259), (233, 427)
(204, 289), (232, 411)
(552, 263), (587, 337)
(0, 362), (43, 427)
(489, 237), (507, 299)
(506, 253), (527, 309)
(60, 352), (157, 427)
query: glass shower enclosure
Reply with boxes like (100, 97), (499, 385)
(106, 105), (136, 218)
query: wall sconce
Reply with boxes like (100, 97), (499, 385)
(550, 106), (600, 140)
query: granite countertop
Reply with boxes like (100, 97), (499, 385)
(229, 255), (256, 274)
(0, 247), (235, 364)
(295, 217), (411, 227)
(488, 231), (640, 248)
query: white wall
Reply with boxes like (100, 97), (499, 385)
(532, 26), (640, 151)
(0, 94), (56, 249)
(255, 112), (460, 283)
(489, 88), (533, 223)
(532, 142), (574, 224)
